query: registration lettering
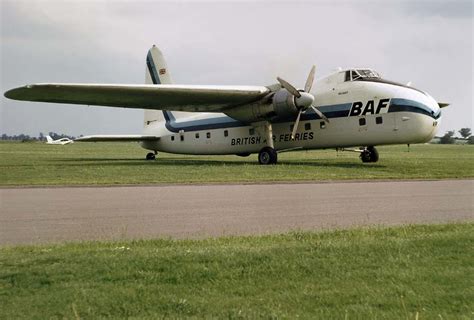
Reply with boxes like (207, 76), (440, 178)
(349, 98), (390, 116)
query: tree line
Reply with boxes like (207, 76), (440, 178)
(1, 132), (79, 142)
(438, 128), (473, 144)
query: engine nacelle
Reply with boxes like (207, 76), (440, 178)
(224, 89), (299, 123)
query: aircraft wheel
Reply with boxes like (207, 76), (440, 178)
(360, 146), (378, 163)
(146, 152), (156, 160)
(258, 147), (277, 165)
(367, 146), (379, 162)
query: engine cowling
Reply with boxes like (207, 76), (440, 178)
(224, 89), (299, 123)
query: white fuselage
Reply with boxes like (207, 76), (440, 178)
(140, 74), (441, 155)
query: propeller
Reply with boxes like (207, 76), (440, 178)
(276, 66), (329, 139)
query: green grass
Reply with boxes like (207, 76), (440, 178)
(0, 223), (472, 319)
(0, 142), (472, 186)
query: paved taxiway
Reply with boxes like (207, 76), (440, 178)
(1, 180), (472, 245)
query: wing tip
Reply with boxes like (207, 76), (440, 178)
(4, 85), (35, 100)
(4, 87), (22, 100)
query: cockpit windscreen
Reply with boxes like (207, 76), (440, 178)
(345, 69), (380, 81)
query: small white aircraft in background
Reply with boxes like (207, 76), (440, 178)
(5, 45), (448, 164)
(45, 135), (73, 145)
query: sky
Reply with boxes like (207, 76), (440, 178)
(1, 0), (472, 137)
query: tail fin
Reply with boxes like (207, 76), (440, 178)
(144, 45), (193, 126)
(146, 45), (173, 85)
(46, 135), (53, 143)
(144, 45), (169, 126)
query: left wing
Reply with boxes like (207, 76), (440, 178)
(4, 84), (270, 112)
(75, 135), (160, 142)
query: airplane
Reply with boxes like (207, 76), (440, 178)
(4, 45), (448, 164)
(45, 135), (74, 145)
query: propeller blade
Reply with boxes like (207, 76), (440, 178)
(311, 106), (330, 123)
(291, 110), (302, 139)
(304, 65), (316, 92)
(277, 77), (301, 98)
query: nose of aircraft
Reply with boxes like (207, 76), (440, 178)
(419, 90), (442, 141)
(425, 92), (442, 120)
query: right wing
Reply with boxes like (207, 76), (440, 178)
(4, 84), (270, 112)
(75, 135), (160, 142)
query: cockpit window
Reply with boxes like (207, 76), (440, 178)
(345, 69), (380, 81)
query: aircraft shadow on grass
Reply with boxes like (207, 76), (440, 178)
(54, 158), (386, 169)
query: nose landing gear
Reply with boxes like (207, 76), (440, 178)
(360, 146), (379, 163)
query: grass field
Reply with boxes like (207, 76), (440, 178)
(0, 223), (472, 319)
(0, 142), (472, 186)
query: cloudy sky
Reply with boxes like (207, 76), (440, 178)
(1, 0), (472, 137)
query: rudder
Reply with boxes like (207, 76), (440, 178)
(144, 45), (192, 126)
(144, 45), (171, 125)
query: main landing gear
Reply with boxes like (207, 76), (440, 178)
(145, 152), (157, 160)
(257, 121), (278, 165)
(258, 147), (278, 165)
(360, 146), (379, 163)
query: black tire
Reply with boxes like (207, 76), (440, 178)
(360, 146), (379, 163)
(360, 150), (371, 163)
(146, 152), (156, 160)
(367, 146), (379, 162)
(258, 147), (277, 165)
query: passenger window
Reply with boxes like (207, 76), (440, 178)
(305, 123), (311, 130)
(180, 135), (184, 141)
(171, 136), (175, 141)
(224, 130), (229, 137)
(359, 118), (366, 126)
(195, 133), (200, 139)
(376, 116), (383, 124)
(320, 121), (326, 129)
(249, 128), (255, 135)
(206, 132), (211, 139)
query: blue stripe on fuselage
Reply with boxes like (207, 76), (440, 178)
(389, 98), (440, 119)
(155, 99), (438, 133)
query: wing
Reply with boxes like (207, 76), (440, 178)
(75, 135), (160, 142)
(4, 84), (270, 112)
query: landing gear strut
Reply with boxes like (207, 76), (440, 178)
(360, 146), (379, 163)
(146, 152), (156, 160)
(257, 121), (277, 165)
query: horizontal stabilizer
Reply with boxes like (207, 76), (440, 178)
(75, 135), (160, 142)
(4, 84), (270, 112)
(438, 102), (450, 108)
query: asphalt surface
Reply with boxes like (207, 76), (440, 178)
(1, 180), (472, 245)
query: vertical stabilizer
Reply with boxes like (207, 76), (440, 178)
(144, 45), (192, 126)
(46, 135), (53, 143)
(144, 45), (169, 125)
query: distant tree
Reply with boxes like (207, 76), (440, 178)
(458, 128), (471, 140)
(439, 130), (455, 144)
(468, 136), (474, 145)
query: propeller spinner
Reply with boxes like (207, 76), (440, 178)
(277, 66), (329, 139)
